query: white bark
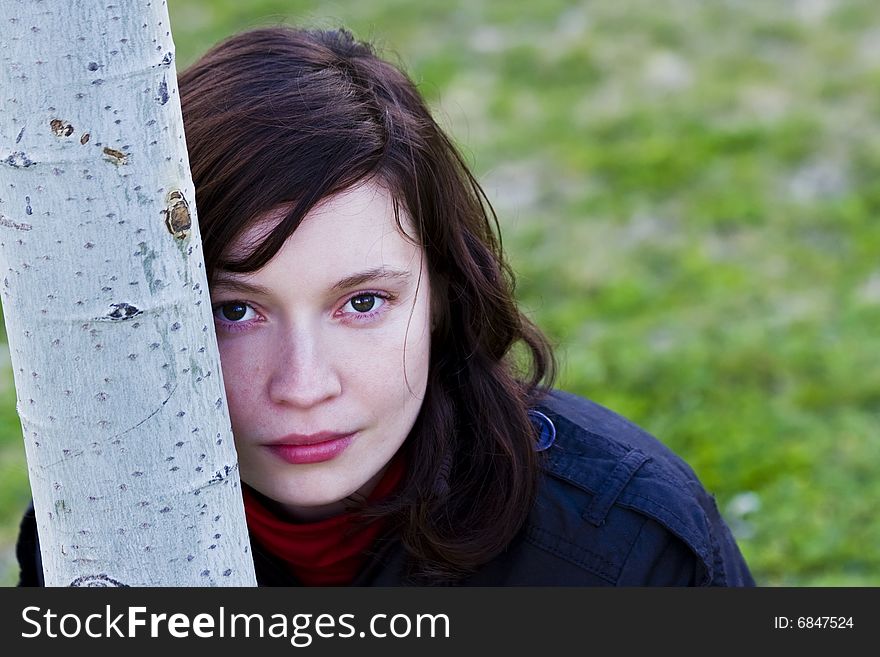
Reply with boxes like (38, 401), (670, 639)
(0, 0), (256, 586)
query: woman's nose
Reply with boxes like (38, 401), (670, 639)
(266, 330), (342, 409)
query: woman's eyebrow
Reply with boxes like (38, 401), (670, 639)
(330, 266), (412, 292)
(211, 276), (272, 297)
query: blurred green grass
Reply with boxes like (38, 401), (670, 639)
(2, 0), (879, 585)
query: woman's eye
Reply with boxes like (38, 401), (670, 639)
(344, 293), (385, 314)
(215, 302), (256, 322)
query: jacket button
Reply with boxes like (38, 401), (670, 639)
(528, 410), (556, 451)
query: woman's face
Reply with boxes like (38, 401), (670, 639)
(211, 182), (431, 520)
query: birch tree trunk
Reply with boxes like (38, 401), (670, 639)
(0, 0), (256, 586)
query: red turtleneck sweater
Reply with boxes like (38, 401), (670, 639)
(242, 457), (405, 586)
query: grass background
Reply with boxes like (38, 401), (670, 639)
(2, 0), (879, 586)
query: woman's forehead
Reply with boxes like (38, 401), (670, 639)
(220, 182), (421, 275)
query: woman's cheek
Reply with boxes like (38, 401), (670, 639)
(217, 334), (266, 403)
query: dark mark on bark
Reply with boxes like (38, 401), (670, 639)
(80, 133), (90, 145)
(15, 127), (24, 143)
(25, 196), (32, 215)
(87, 62), (99, 71)
(157, 76), (169, 104)
(0, 214), (32, 231)
(3, 152), (35, 168)
(70, 574), (128, 587)
(102, 147), (127, 165)
(197, 463), (239, 491)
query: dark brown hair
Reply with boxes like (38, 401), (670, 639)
(179, 26), (556, 582)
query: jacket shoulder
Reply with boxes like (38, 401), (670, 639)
(524, 389), (753, 586)
(16, 502), (44, 587)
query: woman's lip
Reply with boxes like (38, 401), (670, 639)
(266, 432), (356, 464)
(271, 431), (356, 446)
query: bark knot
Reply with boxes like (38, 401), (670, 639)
(103, 302), (143, 321)
(50, 119), (75, 137)
(164, 190), (191, 239)
(102, 147), (128, 165)
(3, 151), (35, 168)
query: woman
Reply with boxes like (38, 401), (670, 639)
(18, 26), (753, 586)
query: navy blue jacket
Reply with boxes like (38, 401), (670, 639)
(17, 389), (754, 586)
